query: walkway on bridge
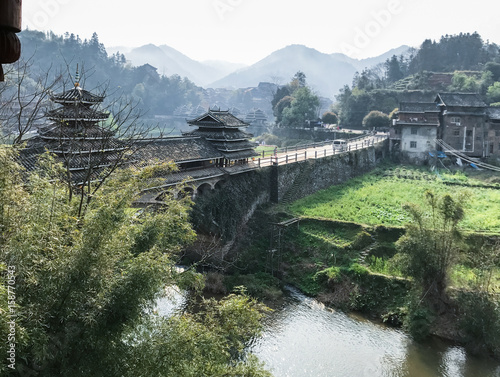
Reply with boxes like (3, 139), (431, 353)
(255, 133), (388, 168)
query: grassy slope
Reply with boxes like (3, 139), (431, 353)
(287, 165), (500, 233)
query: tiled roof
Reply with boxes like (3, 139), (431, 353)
(46, 106), (109, 121)
(222, 149), (259, 160)
(133, 137), (223, 164)
(398, 92), (436, 103)
(436, 93), (487, 108)
(185, 129), (253, 141)
(39, 125), (115, 139)
(399, 102), (440, 113)
(51, 87), (104, 104)
(187, 110), (249, 128)
(209, 140), (258, 152)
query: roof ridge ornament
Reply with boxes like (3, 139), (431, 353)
(74, 64), (80, 88)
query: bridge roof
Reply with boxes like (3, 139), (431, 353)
(134, 137), (223, 164)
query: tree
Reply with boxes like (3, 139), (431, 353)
(128, 293), (271, 377)
(396, 191), (465, 309)
(484, 62), (500, 82)
(281, 86), (319, 128)
(0, 147), (270, 376)
(449, 72), (480, 93)
(290, 71), (306, 90)
(385, 55), (404, 84)
(274, 95), (293, 124)
(362, 110), (390, 129)
(321, 111), (338, 125)
(487, 82), (500, 104)
(0, 57), (61, 144)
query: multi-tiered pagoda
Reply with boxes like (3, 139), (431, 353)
(184, 109), (258, 167)
(21, 71), (125, 184)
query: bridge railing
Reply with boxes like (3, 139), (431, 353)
(255, 134), (387, 168)
(257, 133), (385, 158)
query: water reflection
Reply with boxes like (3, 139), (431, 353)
(249, 287), (500, 377)
(155, 285), (500, 376)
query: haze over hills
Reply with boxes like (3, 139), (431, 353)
(107, 43), (411, 98)
(210, 44), (411, 98)
(331, 45), (412, 71)
(107, 44), (247, 86)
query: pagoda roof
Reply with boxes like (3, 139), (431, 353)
(51, 86), (105, 104)
(187, 110), (249, 129)
(39, 124), (115, 140)
(47, 106), (109, 122)
(184, 129), (253, 141)
(208, 140), (257, 152)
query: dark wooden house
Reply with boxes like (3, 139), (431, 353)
(435, 92), (488, 157)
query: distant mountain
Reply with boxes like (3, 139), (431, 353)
(202, 60), (247, 75)
(209, 45), (359, 98)
(107, 43), (411, 98)
(106, 44), (247, 86)
(331, 45), (412, 71)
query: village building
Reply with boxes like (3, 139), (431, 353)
(392, 92), (500, 163)
(391, 101), (440, 162)
(435, 92), (488, 157)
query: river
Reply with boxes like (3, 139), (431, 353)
(156, 286), (500, 377)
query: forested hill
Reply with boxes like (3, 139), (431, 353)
(17, 30), (203, 115)
(334, 32), (500, 128)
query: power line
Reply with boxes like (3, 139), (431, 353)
(435, 139), (500, 172)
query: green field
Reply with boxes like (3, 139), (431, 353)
(287, 165), (500, 233)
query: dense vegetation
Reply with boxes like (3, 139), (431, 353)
(227, 163), (500, 357)
(334, 32), (500, 128)
(16, 30), (203, 115)
(271, 71), (320, 127)
(0, 146), (270, 376)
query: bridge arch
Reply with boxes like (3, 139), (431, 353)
(197, 182), (213, 196)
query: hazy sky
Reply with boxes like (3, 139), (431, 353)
(22, 0), (500, 65)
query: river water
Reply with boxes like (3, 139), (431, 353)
(156, 286), (500, 377)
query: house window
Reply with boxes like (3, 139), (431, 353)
(466, 130), (473, 137)
(490, 144), (494, 154)
(451, 117), (461, 124)
(410, 141), (417, 148)
(496, 130), (500, 137)
(411, 127), (418, 135)
(453, 130), (460, 136)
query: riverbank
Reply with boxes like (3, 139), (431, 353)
(196, 163), (500, 358)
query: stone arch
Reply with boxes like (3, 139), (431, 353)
(197, 182), (213, 197)
(176, 186), (195, 200)
(215, 179), (226, 190)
